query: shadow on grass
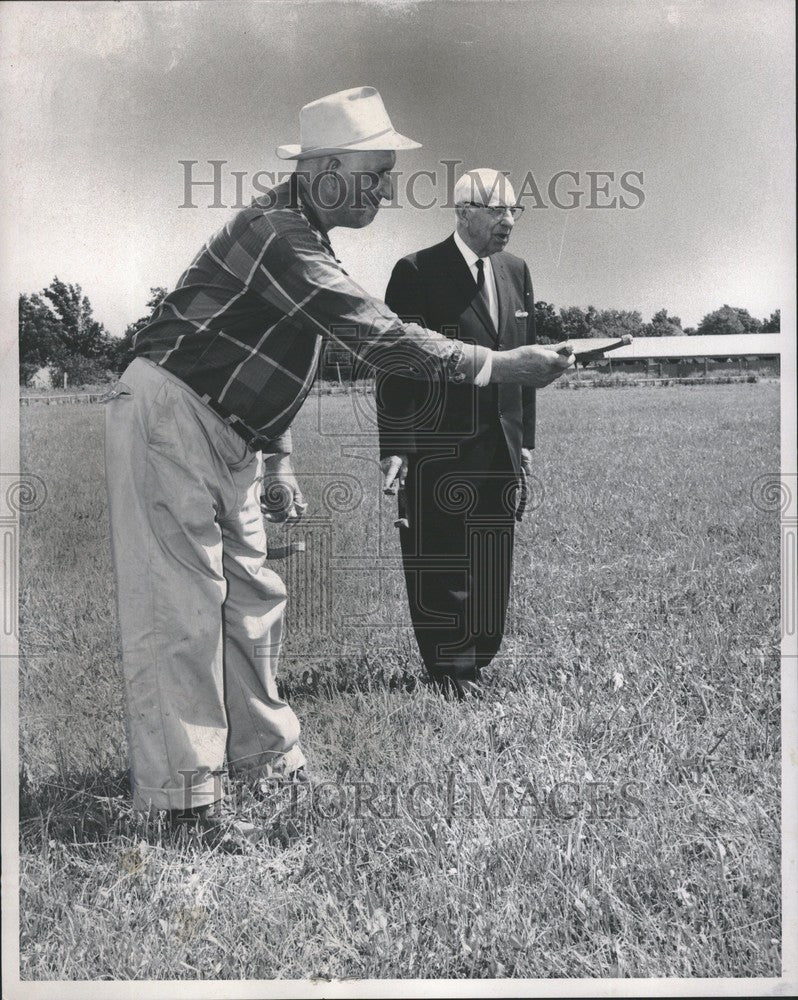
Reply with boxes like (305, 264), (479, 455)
(279, 657), (424, 700)
(19, 764), (326, 855)
(279, 653), (566, 704)
(19, 766), (137, 847)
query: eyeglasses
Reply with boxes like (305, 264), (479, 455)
(461, 202), (525, 220)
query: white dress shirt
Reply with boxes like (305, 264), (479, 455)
(453, 230), (500, 329)
(452, 230), (496, 386)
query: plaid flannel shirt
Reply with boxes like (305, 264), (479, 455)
(133, 175), (488, 453)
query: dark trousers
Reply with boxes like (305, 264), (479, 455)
(399, 440), (517, 685)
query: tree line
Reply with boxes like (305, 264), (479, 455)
(18, 277), (781, 386)
(534, 303), (780, 344)
(19, 281), (168, 386)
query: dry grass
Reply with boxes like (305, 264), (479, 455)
(18, 382), (781, 980)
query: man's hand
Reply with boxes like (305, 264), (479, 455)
(517, 447), (534, 522)
(490, 343), (574, 387)
(381, 454), (408, 495)
(261, 454), (307, 524)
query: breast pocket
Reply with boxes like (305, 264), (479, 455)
(509, 311), (530, 347)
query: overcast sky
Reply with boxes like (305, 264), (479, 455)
(1, 0), (794, 335)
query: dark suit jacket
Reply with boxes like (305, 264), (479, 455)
(376, 234), (537, 476)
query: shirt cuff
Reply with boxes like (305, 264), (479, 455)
(261, 428), (293, 456)
(445, 341), (490, 384)
(473, 352), (493, 387)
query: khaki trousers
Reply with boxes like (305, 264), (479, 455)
(104, 358), (304, 812)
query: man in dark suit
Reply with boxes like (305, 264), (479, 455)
(378, 169), (543, 700)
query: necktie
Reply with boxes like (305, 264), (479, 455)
(475, 258), (493, 324)
(475, 257), (486, 292)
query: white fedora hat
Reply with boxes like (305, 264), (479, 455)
(276, 86), (422, 160)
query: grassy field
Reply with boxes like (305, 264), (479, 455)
(17, 382), (781, 981)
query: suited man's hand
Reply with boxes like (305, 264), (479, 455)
(517, 447), (535, 522)
(261, 454), (308, 524)
(381, 454), (408, 495)
(491, 343), (574, 387)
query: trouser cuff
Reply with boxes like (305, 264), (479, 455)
(132, 775), (224, 813)
(227, 743), (307, 780)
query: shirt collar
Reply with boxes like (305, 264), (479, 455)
(289, 172), (334, 251)
(453, 229), (490, 272)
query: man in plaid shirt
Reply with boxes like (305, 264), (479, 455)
(104, 87), (573, 843)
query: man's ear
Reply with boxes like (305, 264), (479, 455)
(327, 157), (341, 173)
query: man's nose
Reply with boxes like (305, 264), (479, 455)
(499, 209), (515, 228)
(379, 172), (394, 201)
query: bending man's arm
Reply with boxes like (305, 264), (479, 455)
(251, 215), (573, 387)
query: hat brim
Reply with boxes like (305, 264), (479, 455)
(275, 130), (422, 160)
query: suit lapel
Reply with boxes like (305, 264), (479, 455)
(438, 236), (498, 346)
(470, 284), (498, 345)
(491, 255), (512, 347)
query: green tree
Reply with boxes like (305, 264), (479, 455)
(43, 277), (111, 359)
(534, 300), (563, 344)
(762, 309), (780, 332)
(589, 309), (643, 339)
(108, 286), (168, 372)
(52, 355), (116, 387)
(644, 308), (683, 337)
(19, 293), (60, 383)
(39, 277), (115, 386)
(559, 305), (597, 340)
(697, 305), (763, 336)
